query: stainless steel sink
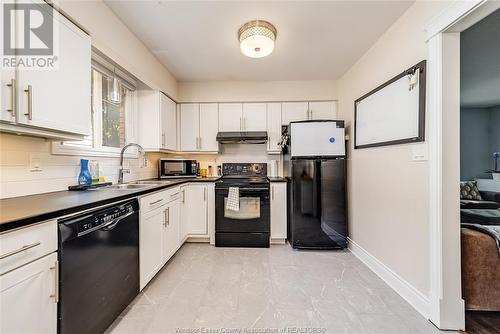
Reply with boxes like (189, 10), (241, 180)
(132, 180), (167, 185)
(106, 183), (157, 190)
(133, 180), (176, 185)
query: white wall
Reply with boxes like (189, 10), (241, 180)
(0, 1), (179, 199)
(178, 80), (339, 102)
(0, 133), (161, 198)
(337, 0), (451, 297)
(59, 0), (178, 98)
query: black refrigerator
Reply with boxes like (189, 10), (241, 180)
(286, 121), (347, 249)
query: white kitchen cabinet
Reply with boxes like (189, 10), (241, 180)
(139, 91), (177, 152)
(0, 7), (91, 140)
(16, 10), (91, 136)
(0, 253), (58, 334)
(309, 101), (337, 120)
(267, 103), (282, 153)
(179, 103), (219, 152)
(140, 187), (182, 289)
(179, 104), (200, 151)
(218, 103), (243, 132)
(270, 182), (287, 241)
(0, 68), (16, 123)
(199, 103), (219, 151)
(282, 102), (308, 125)
(242, 103), (267, 131)
(139, 202), (165, 289)
(182, 184), (208, 235)
(161, 93), (177, 150)
(163, 196), (181, 261)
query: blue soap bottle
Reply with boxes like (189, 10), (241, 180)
(78, 159), (92, 185)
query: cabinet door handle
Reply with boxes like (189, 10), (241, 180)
(198, 137), (202, 150)
(271, 185), (274, 200)
(50, 260), (59, 303)
(6, 78), (16, 117)
(149, 198), (164, 206)
(240, 117), (242, 130)
(24, 85), (33, 120)
(166, 207), (170, 226)
(204, 187), (207, 201)
(0, 241), (41, 260)
(162, 133), (165, 147)
(182, 189), (185, 203)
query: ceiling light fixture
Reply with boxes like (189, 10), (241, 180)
(238, 20), (277, 58)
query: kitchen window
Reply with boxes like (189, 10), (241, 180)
(52, 55), (138, 157)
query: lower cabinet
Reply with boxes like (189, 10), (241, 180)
(139, 187), (182, 290)
(270, 182), (287, 241)
(181, 184), (208, 235)
(0, 252), (58, 334)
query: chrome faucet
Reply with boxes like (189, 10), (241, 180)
(118, 143), (145, 184)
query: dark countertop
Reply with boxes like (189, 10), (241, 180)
(0, 177), (220, 233)
(267, 177), (288, 182)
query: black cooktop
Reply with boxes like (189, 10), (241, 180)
(216, 163), (269, 189)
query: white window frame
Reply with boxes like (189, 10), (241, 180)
(52, 69), (138, 158)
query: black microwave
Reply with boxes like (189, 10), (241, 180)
(159, 159), (197, 178)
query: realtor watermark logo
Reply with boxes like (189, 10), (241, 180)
(1, 0), (59, 70)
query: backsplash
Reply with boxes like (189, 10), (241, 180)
(0, 133), (160, 199)
(0, 134), (283, 199)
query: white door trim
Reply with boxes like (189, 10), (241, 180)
(426, 0), (500, 330)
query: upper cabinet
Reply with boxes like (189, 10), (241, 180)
(138, 91), (177, 151)
(199, 104), (219, 151)
(219, 103), (266, 132)
(218, 103), (242, 132)
(179, 104), (199, 151)
(309, 101), (338, 120)
(179, 103), (219, 152)
(0, 7), (91, 140)
(267, 103), (282, 154)
(161, 93), (177, 151)
(282, 101), (337, 125)
(242, 103), (267, 131)
(282, 102), (308, 125)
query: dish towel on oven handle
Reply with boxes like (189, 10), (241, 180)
(226, 187), (240, 211)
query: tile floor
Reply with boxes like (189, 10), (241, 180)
(107, 243), (444, 334)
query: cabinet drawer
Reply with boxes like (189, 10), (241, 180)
(0, 220), (57, 275)
(140, 186), (181, 213)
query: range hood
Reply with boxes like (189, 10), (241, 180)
(216, 131), (268, 144)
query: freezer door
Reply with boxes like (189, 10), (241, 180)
(288, 159), (347, 249)
(290, 122), (345, 158)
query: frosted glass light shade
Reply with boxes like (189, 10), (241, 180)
(238, 20), (277, 58)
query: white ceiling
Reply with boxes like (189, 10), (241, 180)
(461, 9), (500, 108)
(104, 1), (413, 82)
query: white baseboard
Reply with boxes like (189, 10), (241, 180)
(348, 237), (430, 319)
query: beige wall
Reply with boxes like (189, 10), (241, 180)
(178, 80), (339, 102)
(59, 0), (178, 98)
(337, 0), (451, 296)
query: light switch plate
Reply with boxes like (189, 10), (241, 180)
(29, 153), (43, 172)
(412, 144), (428, 161)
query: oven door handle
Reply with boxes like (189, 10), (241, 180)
(217, 187), (269, 191)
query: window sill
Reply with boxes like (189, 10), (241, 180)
(51, 142), (138, 159)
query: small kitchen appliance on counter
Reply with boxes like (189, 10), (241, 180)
(159, 159), (197, 178)
(287, 120), (347, 249)
(215, 163), (270, 247)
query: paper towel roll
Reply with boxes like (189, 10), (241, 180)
(269, 160), (278, 177)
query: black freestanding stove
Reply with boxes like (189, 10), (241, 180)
(215, 163), (270, 247)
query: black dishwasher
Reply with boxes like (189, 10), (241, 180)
(58, 199), (139, 334)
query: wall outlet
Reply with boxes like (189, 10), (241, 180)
(412, 144), (428, 161)
(141, 157), (148, 168)
(29, 153), (43, 172)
